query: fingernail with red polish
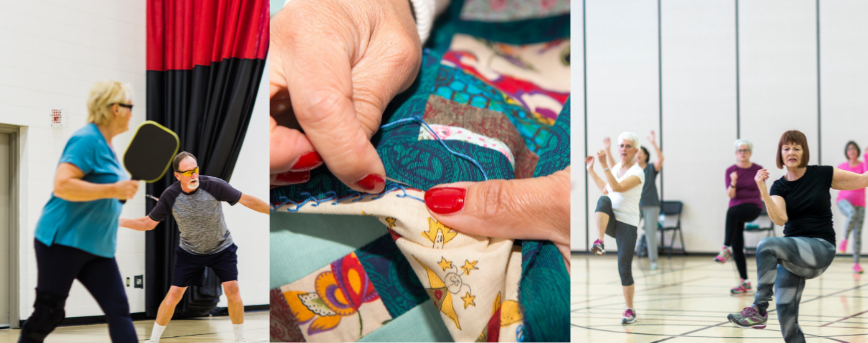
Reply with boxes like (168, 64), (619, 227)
(355, 174), (384, 192)
(290, 151), (323, 171)
(424, 187), (466, 214)
(274, 171), (310, 184)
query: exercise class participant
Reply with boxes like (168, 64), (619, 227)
(836, 141), (866, 274)
(715, 139), (763, 294)
(728, 130), (868, 343)
(120, 152), (269, 343)
(587, 132), (644, 324)
(20, 80), (140, 343)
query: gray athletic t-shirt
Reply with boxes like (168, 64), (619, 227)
(638, 164), (660, 207)
(148, 175), (242, 255)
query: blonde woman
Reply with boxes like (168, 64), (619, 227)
(19, 81), (140, 343)
(587, 132), (644, 324)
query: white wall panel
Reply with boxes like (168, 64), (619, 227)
(819, 0), (868, 259)
(660, 0), (737, 253)
(739, 0), (818, 249)
(585, 0), (659, 252)
(571, 4), (586, 252)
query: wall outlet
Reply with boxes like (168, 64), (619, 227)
(134, 275), (143, 289)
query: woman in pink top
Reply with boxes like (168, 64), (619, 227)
(837, 141), (867, 274)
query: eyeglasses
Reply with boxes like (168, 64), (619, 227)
(177, 167), (199, 177)
(737, 149), (751, 154)
(114, 103), (133, 111)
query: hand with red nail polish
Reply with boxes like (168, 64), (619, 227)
(424, 167), (571, 271)
(269, 0), (421, 193)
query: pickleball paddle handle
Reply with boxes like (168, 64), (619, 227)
(118, 179), (139, 204)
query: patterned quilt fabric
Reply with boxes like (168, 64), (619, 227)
(271, 0), (569, 341)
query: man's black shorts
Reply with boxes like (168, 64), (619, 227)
(172, 244), (238, 287)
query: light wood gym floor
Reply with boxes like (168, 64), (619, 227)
(572, 254), (868, 342)
(0, 310), (268, 343)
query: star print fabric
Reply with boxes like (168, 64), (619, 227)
(275, 190), (524, 342)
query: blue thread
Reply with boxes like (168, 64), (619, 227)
(274, 182), (425, 212)
(272, 116), (486, 212)
(380, 116), (489, 181)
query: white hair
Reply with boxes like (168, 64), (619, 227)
(618, 132), (639, 148)
(734, 139), (753, 151)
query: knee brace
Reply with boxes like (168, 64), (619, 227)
(19, 291), (67, 343)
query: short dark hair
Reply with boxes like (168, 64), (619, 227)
(173, 151), (197, 172)
(640, 146), (650, 164)
(776, 130), (809, 169)
(845, 141), (861, 160)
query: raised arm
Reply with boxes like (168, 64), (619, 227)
(586, 156), (607, 193)
(755, 169), (787, 225)
(603, 137), (616, 167)
(649, 131), (664, 172)
(238, 193), (270, 214)
(119, 216), (159, 231)
(53, 163), (138, 202)
(596, 150), (641, 192)
(831, 168), (868, 191)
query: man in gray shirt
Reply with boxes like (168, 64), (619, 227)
(120, 152), (268, 343)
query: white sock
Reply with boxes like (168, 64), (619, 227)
(743, 279), (750, 284)
(149, 323), (166, 342)
(233, 323), (244, 340)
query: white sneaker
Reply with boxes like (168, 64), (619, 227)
(235, 339), (248, 343)
(144, 340), (156, 343)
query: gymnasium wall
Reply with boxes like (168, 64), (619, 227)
(572, 0), (868, 258)
(0, 0), (149, 318)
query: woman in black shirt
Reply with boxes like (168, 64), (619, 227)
(727, 130), (868, 343)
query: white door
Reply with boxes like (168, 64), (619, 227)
(0, 132), (9, 327)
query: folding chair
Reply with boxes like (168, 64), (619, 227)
(658, 201), (686, 258)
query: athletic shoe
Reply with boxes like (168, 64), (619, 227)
(649, 262), (658, 271)
(713, 245), (732, 264)
(236, 339), (248, 343)
(730, 279), (752, 294)
(728, 305), (767, 329)
(591, 239), (606, 255)
(855, 263), (864, 274)
(621, 308), (637, 324)
(144, 340), (156, 343)
(840, 239), (848, 253)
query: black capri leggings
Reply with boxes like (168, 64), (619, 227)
(19, 240), (137, 343)
(724, 203), (762, 280)
(596, 196), (638, 286)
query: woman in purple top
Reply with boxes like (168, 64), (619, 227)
(715, 139), (764, 294)
(837, 141), (867, 274)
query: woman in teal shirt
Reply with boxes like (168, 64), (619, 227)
(19, 80), (141, 343)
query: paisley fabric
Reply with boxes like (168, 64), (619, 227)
(355, 234), (429, 318)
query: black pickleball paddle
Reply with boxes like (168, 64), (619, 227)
(121, 121), (179, 203)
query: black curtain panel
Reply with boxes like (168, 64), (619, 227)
(145, 0), (268, 317)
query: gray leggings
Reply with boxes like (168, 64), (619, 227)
(837, 200), (863, 263)
(753, 237), (836, 343)
(640, 206), (660, 264)
(596, 196), (638, 286)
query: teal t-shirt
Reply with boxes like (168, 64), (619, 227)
(34, 123), (127, 258)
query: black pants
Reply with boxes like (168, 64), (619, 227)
(724, 204), (762, 280)
(20, 240), (137, 343)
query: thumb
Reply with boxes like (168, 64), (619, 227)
(423, 168), (570, 259)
